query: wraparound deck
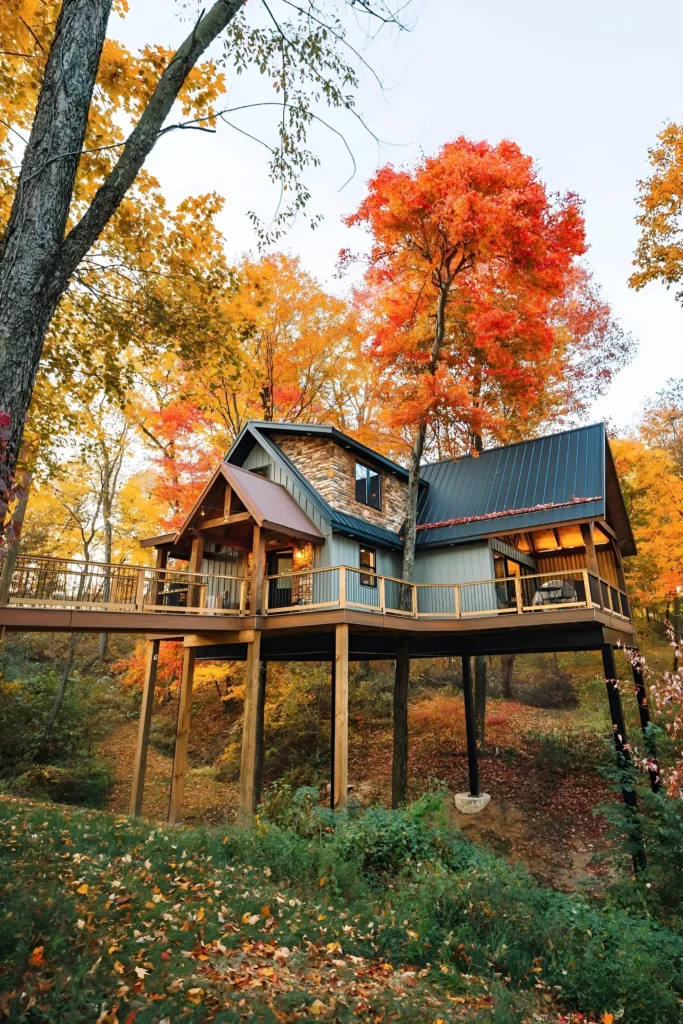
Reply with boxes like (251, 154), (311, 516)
(2, 555), (632, 629)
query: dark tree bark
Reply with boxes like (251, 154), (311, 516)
(0, 473), (32, 604)
(474, 654), (487, 752)
(0, 0), (244, 477)
(500, 653), (514, 699)
(392, 639), (410, 808)
(40, 633), (80, 753)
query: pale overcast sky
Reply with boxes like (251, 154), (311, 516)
(113, 0), (683, 432)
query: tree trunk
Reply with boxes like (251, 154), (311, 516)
(0, 0), (113, 472)
(0, 472), (32, 605)
(674, 595), (681, 671)
(0, 0), (244, 479)
(98, 516), (113, 660)
(500, 653), (514, 699)
(40, 633), (79, 754)
(474, 654), (487, 752)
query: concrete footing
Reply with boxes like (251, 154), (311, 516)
(454, 792), (491, 814)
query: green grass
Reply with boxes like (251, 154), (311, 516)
(1, 795), (683, 1023)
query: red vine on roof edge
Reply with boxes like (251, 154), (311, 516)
(415, 495), (603, 533)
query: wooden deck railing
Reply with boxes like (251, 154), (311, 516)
(3, 555), (250, 616)
(264, 565), (632, 621)
(2, 556), (631, 624)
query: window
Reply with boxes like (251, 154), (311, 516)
(355, 462), (381, 509)
(359, 546), (377, 587)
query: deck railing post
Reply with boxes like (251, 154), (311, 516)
(239, 579), (248, 616)
(412, 584), (418, 618)
(339, 566), (346, 609)
(263, 577), (270, 615)
(135, 569), (146, 611)
(454, 585), (461, 618)
(379, 575), (385, 613)
(583, 570), (591, 607)
(109, 575), (118, 609)
(514, 577), (523, 614)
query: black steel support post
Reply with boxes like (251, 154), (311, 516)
(330, 656), (336, 811)
(601, 644), (646, 872)
(630, 648), (661, 793)
(462, 655), (480, 798)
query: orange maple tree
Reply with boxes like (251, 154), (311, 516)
(346, 137), (623, 579)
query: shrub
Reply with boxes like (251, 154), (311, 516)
(524, 727), (608, 777)
(8, 756), (112, 807)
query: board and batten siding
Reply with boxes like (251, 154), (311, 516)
(413, 542), (496, 614)
(535, 548), (619, 588)
(200, 548), (247, 609)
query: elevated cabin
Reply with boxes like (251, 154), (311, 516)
(1, 420), (651, 825)
(140, 420), (634, 636)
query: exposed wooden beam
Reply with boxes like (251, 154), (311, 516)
(130, 639), (159, 816)
(183, 630), (255, 647)
(198, 512), (251, 531)
(333, 623), (349, 810)
(168, 645), (196, 825)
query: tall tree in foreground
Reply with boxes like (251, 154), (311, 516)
(0, 0), (409, 497)
(348, 138), (594, 805)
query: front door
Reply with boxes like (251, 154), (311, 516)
(267, 549), (293, 609)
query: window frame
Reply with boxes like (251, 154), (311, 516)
(354, 461), (381, 510)
(359, 545), (377, 588)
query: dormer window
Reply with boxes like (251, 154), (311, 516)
(355, 462), (381, 510)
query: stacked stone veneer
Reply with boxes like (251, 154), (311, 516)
(274, 434), (408, 533)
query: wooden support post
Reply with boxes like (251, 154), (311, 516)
(330, 654), (336, 810)
(250, 525), (266, 615)
(188, 535), (204, 609)
(333, 623), (349, 810)
(392, 637), (410, 809)
(630, 648), (661, 793)
(253, 660), (268, 810)
(168, 645), (196, 825)
(130, 639), (159, 816)
(580, 522), (599, 575)
(239, 631), (263, 819)
(462, 655), (480, 798)
(601, 644), (646, 871)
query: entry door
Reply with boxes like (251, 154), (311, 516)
(268, 550), (293, 609)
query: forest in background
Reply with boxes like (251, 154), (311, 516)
(3, 2), (683, 1021)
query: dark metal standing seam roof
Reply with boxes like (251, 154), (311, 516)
(416, 423), (607, 547)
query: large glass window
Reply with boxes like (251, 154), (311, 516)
(355, 462), (381, 509)
(359, 546), (377, 587)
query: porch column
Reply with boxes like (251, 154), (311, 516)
(630, 648), (661, 793)
(250, 524), (266, 615)
(239, 631), (263, 819)
(188, 535), (204, 608)
(130, 638), (159, 817)
(333, 623), (349, 810)
(392, 638), (410, 808)
(601, 644), (646, 871)
(168, 644), (196, 825)
(580, 522), (599, 575)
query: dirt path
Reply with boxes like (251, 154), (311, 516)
(98, 722), (239, 826)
